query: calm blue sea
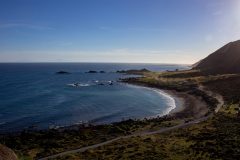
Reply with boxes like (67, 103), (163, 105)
(0, 63), (189, 133)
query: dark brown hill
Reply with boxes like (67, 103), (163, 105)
(194, 40), (240, 74)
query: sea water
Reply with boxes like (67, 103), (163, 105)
(0, 63), (189, 133)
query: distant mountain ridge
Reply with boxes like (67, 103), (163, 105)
(194, 40), (240, 74)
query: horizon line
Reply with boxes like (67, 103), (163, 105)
(0, 61), (193, 65)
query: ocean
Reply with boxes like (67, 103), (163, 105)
(0, 63), (189, 133)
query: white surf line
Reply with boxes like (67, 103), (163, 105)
(124, 83), (177, 117)
(153, 88), (176, 116)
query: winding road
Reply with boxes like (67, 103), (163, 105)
(198, 85), (224, 113)
(38, 86), (224, 160)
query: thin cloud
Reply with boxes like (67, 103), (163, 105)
(99, 26), (172, 32)
(212, 10), (223, 16)
(0, 23), (54, 30)
(127, 27), (173, 32)
(110, 48), (188, 55)
(0, 49), (199, 64)
(205, 34), (213, 43)
(206, 1), (224, 8)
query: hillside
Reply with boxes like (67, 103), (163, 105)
(194, 40), (240, 74)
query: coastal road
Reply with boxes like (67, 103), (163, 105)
(198, 85), (224, 113)
(38, 86), (224, 160)
(38, 115), (211, 160)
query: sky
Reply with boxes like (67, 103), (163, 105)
(0, 0), (240, 64)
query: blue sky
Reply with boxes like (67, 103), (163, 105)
(0, 0), (240, 64)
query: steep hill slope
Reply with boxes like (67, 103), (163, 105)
(194, 40), (240, 74)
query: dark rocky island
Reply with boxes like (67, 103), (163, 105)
(56, 71), (71, 74)
(85, 70), (98, 73)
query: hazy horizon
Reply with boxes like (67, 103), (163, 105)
(1, 0), (240, 64)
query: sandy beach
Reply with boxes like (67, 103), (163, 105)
(166, 89), (209, 118)
(124, 82), (210, 120)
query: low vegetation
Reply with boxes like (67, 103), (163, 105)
(58, 104), (239, 160)
(0, 115), (180, 159)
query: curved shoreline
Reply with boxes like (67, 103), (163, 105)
(153, 88), (177, 116)
(124, 82), (209, 119)
(125, 83), (181, 117)
(0, 82), (208, 134)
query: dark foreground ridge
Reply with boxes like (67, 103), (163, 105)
(0, 144), (18, 160)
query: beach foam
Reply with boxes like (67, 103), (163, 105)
(125, 84), (177, 117)
(153, 89), (176, 116)
(67, 83), (91, 87)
